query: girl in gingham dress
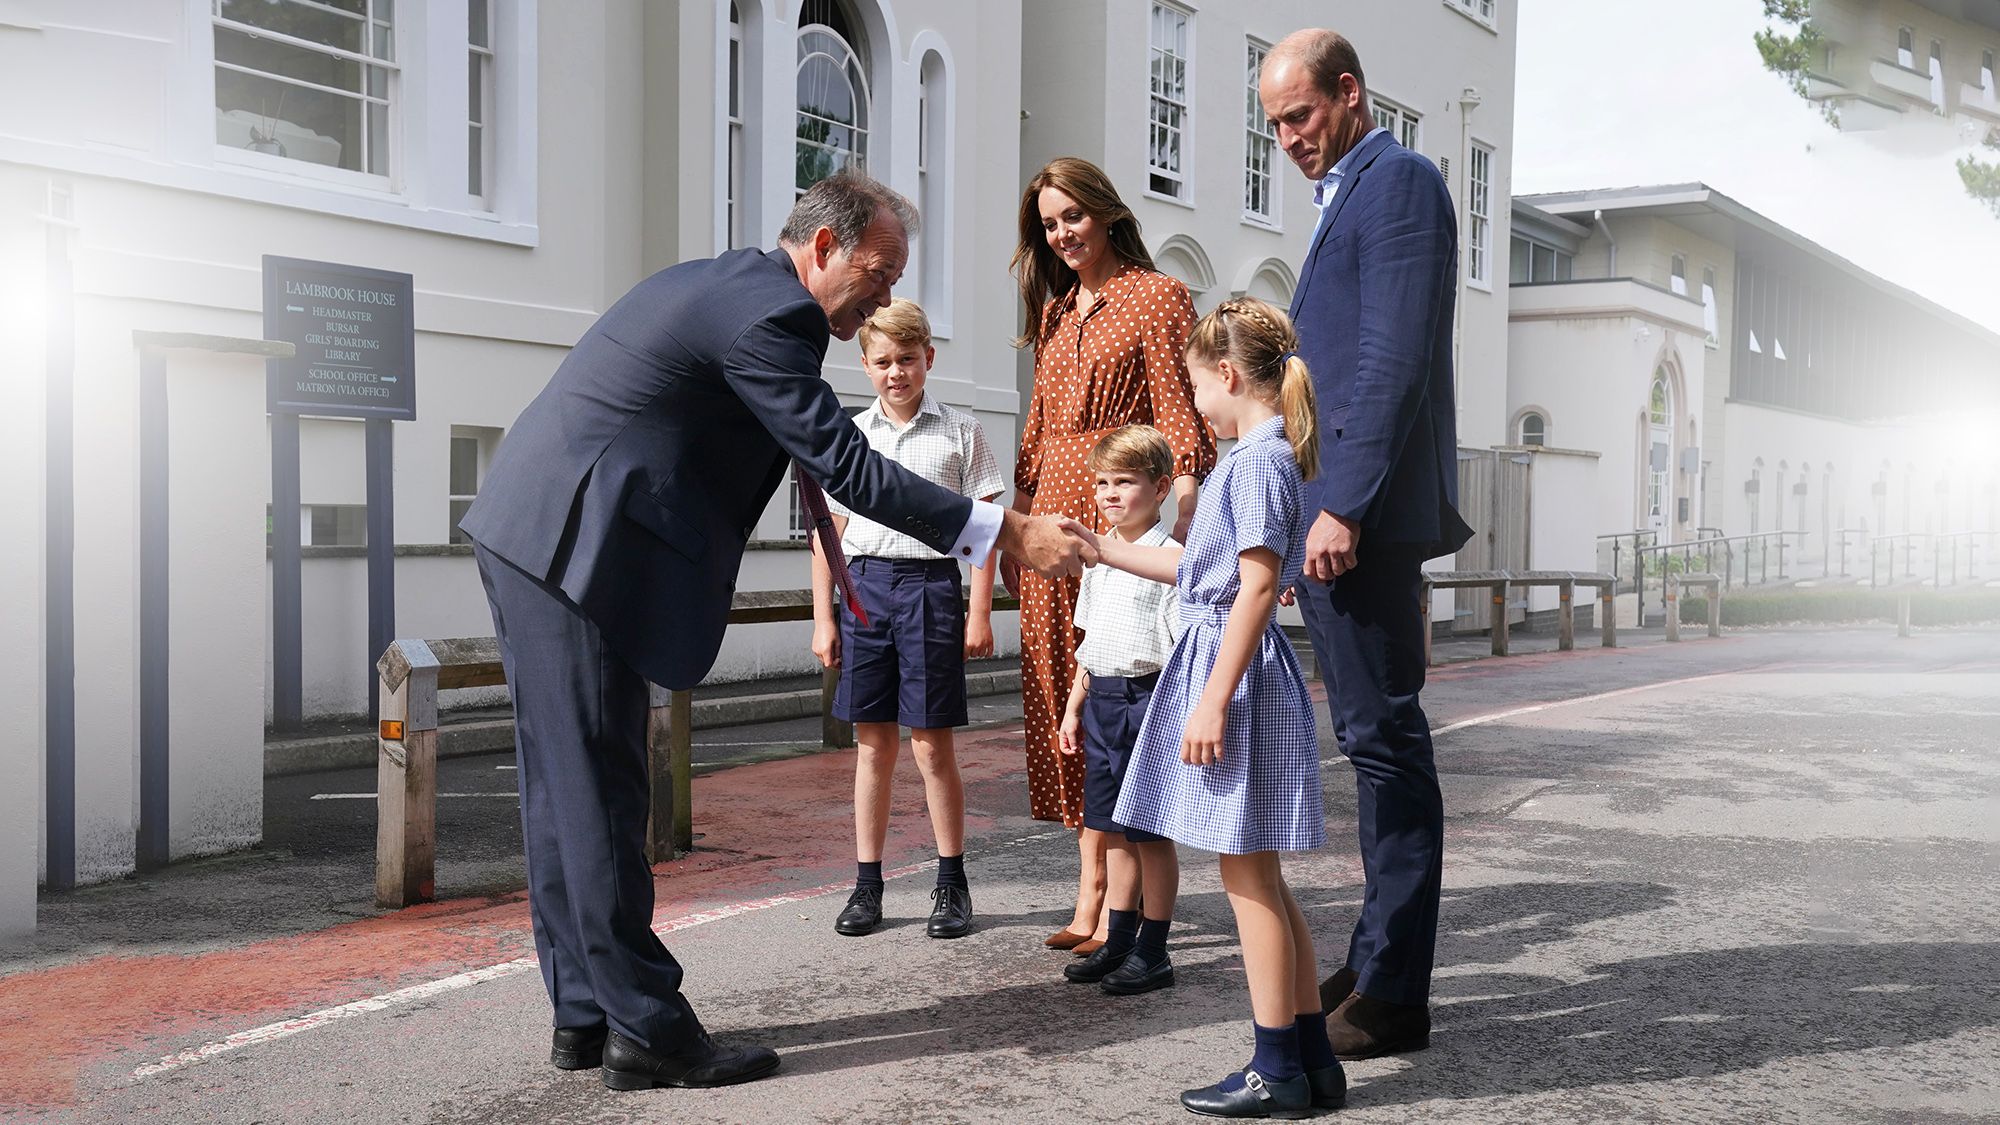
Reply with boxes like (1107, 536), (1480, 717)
(1076, 298), (1342, 1118)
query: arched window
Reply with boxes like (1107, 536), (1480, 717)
(1518, 412), (1546, 447)
(795, 0), (869, 195)
(1646, 370), (1672, 533)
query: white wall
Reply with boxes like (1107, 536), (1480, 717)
(0, 178), (48, 938)
(164, 347), (269, 860)
(1509, 279), (1709, 544)
(1522, 446), (1603, 612)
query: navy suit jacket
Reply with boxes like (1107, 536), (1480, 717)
(460, 248), (973, 690)
(1290, 130), (1474, 558)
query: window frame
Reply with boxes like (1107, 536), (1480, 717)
(1701, 266), (1719, 348)
(1466, 140), (1494, 291)
(1146, 1), (1194, 205)
(1898, 26), (1915, 70)
(210, 0), (402, 190)
(794, 13), (873, 196)
(1670, 253), (1688, 297)
(1243, 37), (1279, 227)
(1443, 0), (1498, 32)
(468, 0), (496, 208)
(1370, 93), (1422, 152)
(1518, 411), (1547, 447)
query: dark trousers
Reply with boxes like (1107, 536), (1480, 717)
(474, 543), (699, 1049)
(1297, 539), (1444, 1007)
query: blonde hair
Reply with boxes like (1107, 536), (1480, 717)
(1185, 297), (1320, 481)
(858, 297), (933, 354)
(1087, 424), (1175, 481)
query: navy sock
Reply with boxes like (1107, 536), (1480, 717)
(936, 854), (967, 891)
(1296, 1011), (1337, 1071)
(1250, 1020), (1304, 1081)
(856, 860), (884, 889)
(1218, 1021), (1304, 1092)
(1134, 917), (1170, 963)
(1103, 909), (1140, 957)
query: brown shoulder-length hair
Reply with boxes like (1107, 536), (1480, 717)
(1010, 157), (1156, 351)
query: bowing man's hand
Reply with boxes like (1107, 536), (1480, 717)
(1304, 511), (1361, 583)
(998, 509), (1096, 581)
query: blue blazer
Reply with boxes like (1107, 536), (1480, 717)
(1290, 130), (1474, 558)
(461, 248), (973, 690)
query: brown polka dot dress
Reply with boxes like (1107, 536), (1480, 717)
(1015, 262), (1215, 826)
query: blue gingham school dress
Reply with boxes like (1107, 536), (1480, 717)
(1112, 415), (1325, 855)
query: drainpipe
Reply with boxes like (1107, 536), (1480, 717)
(1594, 208), (1618, 276)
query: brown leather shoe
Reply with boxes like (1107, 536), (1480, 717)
(1070, 937), (1106, 956)
(1319, 965), (1358, 1013)
(1045, 928), (1092, 950)
(1327, 991), (1431, 1060)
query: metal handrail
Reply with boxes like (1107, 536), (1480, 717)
(1627, 531), (1806, 624)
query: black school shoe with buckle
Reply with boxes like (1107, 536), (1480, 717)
(1099, 950), (1175, 995)
(926, 884), (973, 939)
(1178, 1068), (1314, 1119)
(550, 1026), (606, 1070)
(599, 1029), (780, 1090)
(1306, 1062), (1348, 1110)
(834, 883), (884, 936)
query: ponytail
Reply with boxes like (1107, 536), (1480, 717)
(1279, 354), (1319, 481)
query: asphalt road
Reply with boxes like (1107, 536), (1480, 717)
(6, 626), (1998, 1124)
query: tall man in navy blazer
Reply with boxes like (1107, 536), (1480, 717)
(459, 173), (1091, 1092)
(1261, 31), (1475, 1060)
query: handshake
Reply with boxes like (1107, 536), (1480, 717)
(995, 509), (1102, 595)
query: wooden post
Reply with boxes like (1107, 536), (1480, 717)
(1706, 583), (1722, 637)
(670, 689), (694, 854)
(1558, 579), (1576, 651)
(1420, 580), (1434, 667)
(1490, 581), (1509, 657)
(375, 640), (439, 908)
(1601, 585), (1617, 649)
(645, 683), (675, 865)
(1897, 593), (1912, 638)
(822, 665), (853, 749)
(1664, 575), (1681, 642)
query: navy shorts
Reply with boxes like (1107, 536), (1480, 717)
(1082, 672), (1166, 843)
(834, 556), (969, 729)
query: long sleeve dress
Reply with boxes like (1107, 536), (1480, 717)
(1014, 262), (1215, 825)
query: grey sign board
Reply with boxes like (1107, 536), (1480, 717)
(263, 256), (416, 420)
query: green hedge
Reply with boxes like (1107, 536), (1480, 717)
(1679, 586), (2000, 627)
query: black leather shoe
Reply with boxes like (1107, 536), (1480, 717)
(599, 1030), (780, 1090)
(1178, 1069), (1313, 1119)
(1305, 1061), (1348, 1110)
(926, 884), (972, 939)
(550, 1026), (606, 1070)
(834, 883), (884, 936)
(1099, 951), (1174, 995)
(1063, 942), (1130, 983)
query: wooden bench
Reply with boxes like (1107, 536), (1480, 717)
(373, 587), (1018, 909)
(1664, 572), (1723, 641)
(1420, 570), (1618, 665)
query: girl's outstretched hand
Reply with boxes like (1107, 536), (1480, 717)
(1180, 700), (1226, 765)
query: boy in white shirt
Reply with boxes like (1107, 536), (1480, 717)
(810, 298), (1005, 940)
(1057, 425), (1182, 994)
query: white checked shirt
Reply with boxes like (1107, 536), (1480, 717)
(1073, 522), (1181, 678)
(829, 391), (1006, 560)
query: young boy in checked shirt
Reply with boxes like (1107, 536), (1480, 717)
(810, 298), (1005, 940)
(1056, 425), (1183, 994)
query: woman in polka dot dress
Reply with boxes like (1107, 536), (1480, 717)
(1007, 158), (1216, 951)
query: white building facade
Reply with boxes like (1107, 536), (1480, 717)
(1509, 184), (2000, 568)
(1, 0), (1026, 904)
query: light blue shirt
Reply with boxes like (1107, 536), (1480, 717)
(1310, 125), (1389, 241)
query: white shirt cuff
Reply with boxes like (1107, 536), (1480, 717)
(947, 500), (1004, 565)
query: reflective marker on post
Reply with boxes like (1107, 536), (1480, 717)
(381, 719), (406, 742)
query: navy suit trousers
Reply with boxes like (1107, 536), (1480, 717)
(474, 543), (700, 1048)
(1298, 539), (1444, 1007)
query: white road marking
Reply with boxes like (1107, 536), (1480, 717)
(133, 828), (1068, 1078)
(308, 793), (519, 801)
(1430, 671), (1735, 737)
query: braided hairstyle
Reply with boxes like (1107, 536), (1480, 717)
(1184, 297), (1320, 481)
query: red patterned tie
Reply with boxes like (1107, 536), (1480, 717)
(796, 464), (869, 626)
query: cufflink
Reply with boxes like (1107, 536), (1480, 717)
(961, 546), (972, 556)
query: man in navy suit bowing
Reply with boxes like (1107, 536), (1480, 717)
(459, 172), (1091, 1092)
(1260, 31), (1475, 1060)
